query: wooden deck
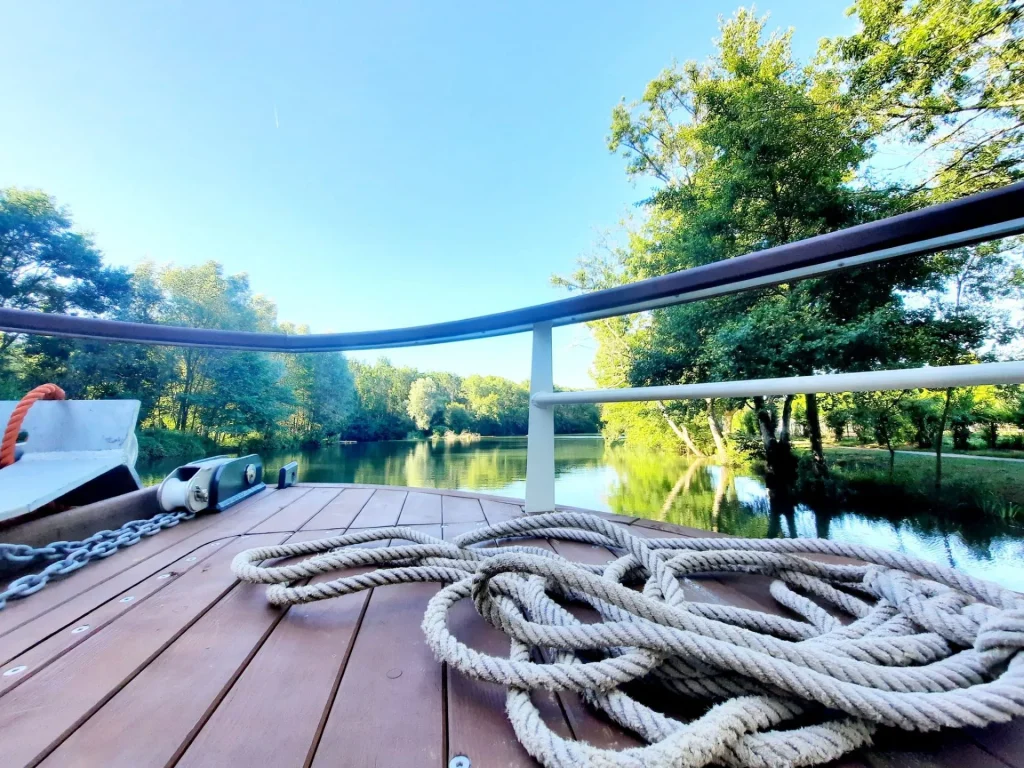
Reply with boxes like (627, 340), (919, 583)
(0, 483), (1021, 768)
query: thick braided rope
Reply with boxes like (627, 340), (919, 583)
(232, 511), (1024, 768)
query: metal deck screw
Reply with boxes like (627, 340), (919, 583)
(71, 625), (90, 634)
(120, 596), (135, 603)
(449, 757), (471, 768)
(185, 556), (197, 562)
(3, 666), (27, 677)
(157, 573), (172, 580)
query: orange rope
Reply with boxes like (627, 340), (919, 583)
(0, 384), (66, 468)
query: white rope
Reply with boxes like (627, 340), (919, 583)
(231, 511), (1024, 768)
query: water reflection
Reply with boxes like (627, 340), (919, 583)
(137, 437), (1024, 590)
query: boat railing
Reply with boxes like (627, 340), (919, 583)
(2, 182), (1024, 511)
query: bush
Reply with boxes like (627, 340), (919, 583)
(728, 432), (765, 461)
(997, 434), (1024, 451)
(136, 429), (217, 462)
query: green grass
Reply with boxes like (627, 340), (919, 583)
(894, 445), (1024, 460)
(794, 436), (1024, 461)
(816, 446), (1024, 521)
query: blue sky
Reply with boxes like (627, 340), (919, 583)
(0, 1), (854, 388)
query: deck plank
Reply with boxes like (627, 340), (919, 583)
(39, 573), (287, 767)
(348, 489), (407, 528)
(480, 498), (523, 523)
(0, 537), (230, 697)
(0, 487), (282, 638)
(168, 529), (376, 768)
(443, 520), (488, 540)
(443, 527), (571, 767)
(310, 571), (442, 766)
(863, 728), (1012, 768)
(39, 529), (346, 768)
(300, 488), (374, 530)
(0, 488), (298, 667)
(0, 533), (285, 768)
(397, 491), (443, 525)
(442, 494), (485, 523)
(968, 722), (1024, 768)
(248, 487), (342, 533)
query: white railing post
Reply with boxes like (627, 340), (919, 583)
(525, 322), (555, 514)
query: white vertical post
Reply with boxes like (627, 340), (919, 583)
(525, 322), (555, 514)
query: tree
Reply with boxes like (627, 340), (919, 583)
(0, 188), (130, 353)
(193, 352), (291, 445)
(971, 386), (1017, 448)
(151, 261), (277, 432)
(349, 358), (420, 440)
(553, 398), (603, 435)
(407, 377), (448, 431)
(280, 326), (358, 444)
(566, 10), (921, 485)
(462, 375), (530, 435)
(827, 0), (1024, 199)
(852, 390), (913, 475)
(443, 402), (473, 433)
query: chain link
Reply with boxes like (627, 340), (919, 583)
(0, 509), (196, 610)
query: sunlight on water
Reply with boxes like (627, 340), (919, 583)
(138, 436), (1024, 590)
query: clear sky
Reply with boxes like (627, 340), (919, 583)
(0, 1), (853, 388)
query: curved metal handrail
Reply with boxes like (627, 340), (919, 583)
(2, 181), (1024, 352)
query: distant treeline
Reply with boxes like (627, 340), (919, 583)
(0, 191), (599, 457)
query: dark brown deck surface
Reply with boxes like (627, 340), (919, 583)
(0, 483), (1021, 768)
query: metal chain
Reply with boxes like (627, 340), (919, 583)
(0, 509), (196, 609)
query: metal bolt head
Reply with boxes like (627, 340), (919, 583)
(157, 573), (172, 580)
(71, 625), (90, 634)
(185, 556), (197, 562)
(245, 463), (257, 484)
(120, 596), (135, 603)
(3, 665), (27, 677)
(449, 757), (471, 768)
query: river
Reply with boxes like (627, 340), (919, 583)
(138, 436), (1024, 590)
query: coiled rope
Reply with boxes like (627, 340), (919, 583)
(232, 511), (1024, 768)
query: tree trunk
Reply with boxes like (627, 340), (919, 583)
(778, 394), (794, 445)
(706, 399), (728, 462)
(887, 440), (896, 478)
(752, 396), (795, 488)
(935, 387), (953, 490)
(752, 396), (776, 451)
(656, 401), (704, 456)
(804, 393), (828, 478)
(711, 467), (729, 533)
(176, 351), (197, 432)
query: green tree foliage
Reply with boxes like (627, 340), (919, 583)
(407, 377), (449, 431)
(851, 391), (914, 474)
(569, 10), (924, 484)
(348, 358), (420, 440)
(827, 0), (1024, 197)
(461, 375), (530, 436)
(280, 330), (357, 446)
(0, 188), (130, 353)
